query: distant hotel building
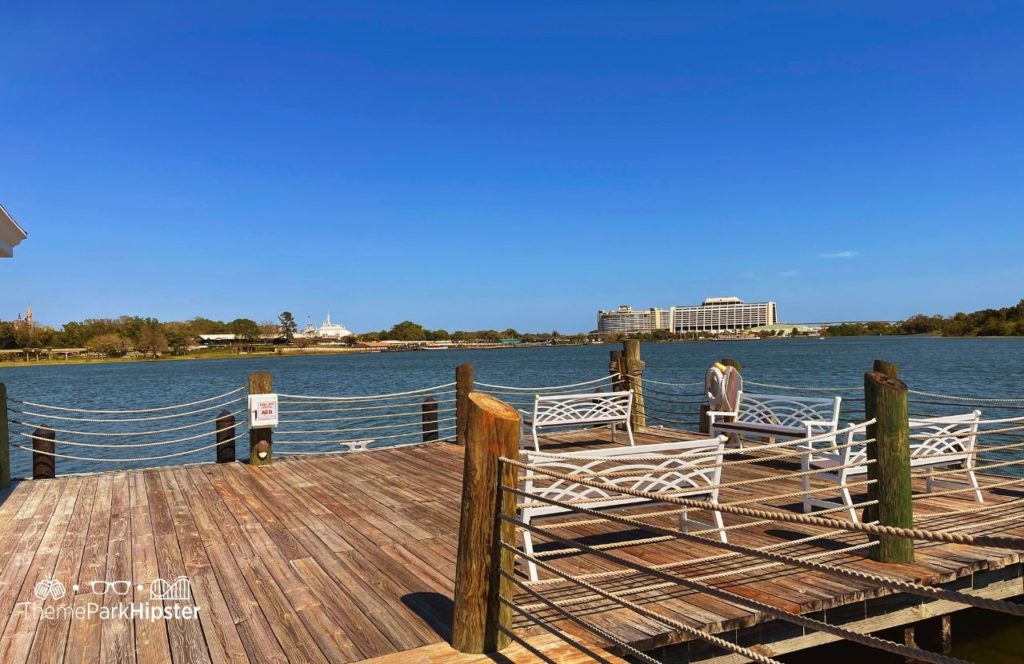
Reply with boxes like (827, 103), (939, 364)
(597, 297), (778, 335)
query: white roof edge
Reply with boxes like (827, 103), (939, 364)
(0, 203), (27, 239)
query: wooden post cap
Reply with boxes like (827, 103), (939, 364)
(467, 392), (519, 422)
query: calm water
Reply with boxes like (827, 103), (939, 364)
(2, 336), (1024, 478)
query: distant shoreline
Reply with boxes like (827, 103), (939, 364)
(0, 342), (579, 369)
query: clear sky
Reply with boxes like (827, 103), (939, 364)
(2, 2), (1022, 333)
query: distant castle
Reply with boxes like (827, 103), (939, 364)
(298, 313), (354, 339)
(12, 305), (33, 330)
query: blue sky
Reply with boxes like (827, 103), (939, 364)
(2, 2), (1022, 332)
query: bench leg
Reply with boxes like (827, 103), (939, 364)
(801, 471), (812, 513)
(966, 464), (984, 503)
(624, 419), (635, 446)
(840, 482), (858, 523)
(521, 516), (540, 582)
(714, 509), (727, 544)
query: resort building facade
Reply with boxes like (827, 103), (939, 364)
(597, 297), (778, 335)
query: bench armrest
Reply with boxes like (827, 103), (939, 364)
(803, 420), (837, 430)
(707, 410), (738, 418)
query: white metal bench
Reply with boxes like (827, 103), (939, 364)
(522, 390), (634, 452)
(518, 437), (728, 582)
(801, 411), (984, 522)
(708, 392), (842, 448)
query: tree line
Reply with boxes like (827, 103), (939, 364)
(823, 300), (1024, 337)
(0, 313), (588, 358)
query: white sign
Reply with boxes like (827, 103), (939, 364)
(248, 394), (279, 428)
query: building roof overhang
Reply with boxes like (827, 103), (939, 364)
(0, 204), (27, 258)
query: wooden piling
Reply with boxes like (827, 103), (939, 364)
(0, 383), (9, 489)
(451, 392), (521, 654)
(32, 426), (56, 480)
(873, 359), (899, 380)
(422, 396), (439, 442)
(248, 372), (273, 467)
(864, 367), (915, 563)
(609, 350), (627, 392)
(455, 363), (475, 447)
(216, 410), (236, 464)
(623, 340), (646, 428)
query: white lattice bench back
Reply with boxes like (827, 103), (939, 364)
(802, 410), (984, 522)
(709, 392), (842, 447)
(524, 390), (634, 451)
(518, 437), (728, 581)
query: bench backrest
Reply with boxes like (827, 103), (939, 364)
(823, 410), (982, 472)
(532, 390), (633, 428)
(908, 410), (982, 460)
(737, 392), (841, 430)
(521, 437), (726, 517)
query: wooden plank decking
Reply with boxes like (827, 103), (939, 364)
(0, 427), (1021, 663)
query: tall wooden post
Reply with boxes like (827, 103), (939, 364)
(248, 372), (273, 466)
(623, 340), (646, 428)
(609, 350), (627, 392)
(451, 393), (521, 654)
(455, 363), (475, 447)
(0, 383), (9, 489)
(873, 359), (899, 380)
(864, 366), (914, 563)
(216, 410), (236, 464)
(32, 427), (56, 480)
(422, 396), (439, 442)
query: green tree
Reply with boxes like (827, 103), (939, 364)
(387, 321), (428, 341)
(86, 333), (131, 357)
(279, 312), (298, 342)
(136, 324), (169, 358)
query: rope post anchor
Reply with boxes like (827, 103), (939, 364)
(864, 362), (915, 564)
(0, 383), (9, 489)
(451, 392), (521, 654)
(32, 426), (56, 480)
(455, 363), (475, 447)
(422, 396), (439, 442)
(248, 372), (273, 466)
(623, 340), (646, 428)
(216, 410), (236, 464)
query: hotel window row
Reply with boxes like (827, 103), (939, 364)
(597, 298), (778, 335)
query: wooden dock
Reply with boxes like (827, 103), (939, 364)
(0, 427), (1021, 663)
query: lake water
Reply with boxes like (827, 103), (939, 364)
(2, 336), (1024, 478)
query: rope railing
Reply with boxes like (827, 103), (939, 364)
(8, 386), (246, 414)
(503, 508), (976, 664)
(475, 375), (617, 392)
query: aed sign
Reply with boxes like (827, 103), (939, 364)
(248, 394), (279, 428)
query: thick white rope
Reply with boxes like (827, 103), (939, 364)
(280, 397), (457, 415)
(14, 430), (248, 462)
(272, 423), (456, 446)
(14, 420), (244, 449)
(277, 382), (456, 401)
(909, 389), (1024, 403)
(508, 504), (1024, 618)
(477, 375), (617, 392)
(508, 520), (975, 664)
(502, 458), (1024, 550)
(10, 386), (245, 413)
(10, 397), (246, 423)
(10, 410), (246, 438)
(279, 406), (455, 425)
(744, 380), (861, 392)
(638, 377), (704, 388)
